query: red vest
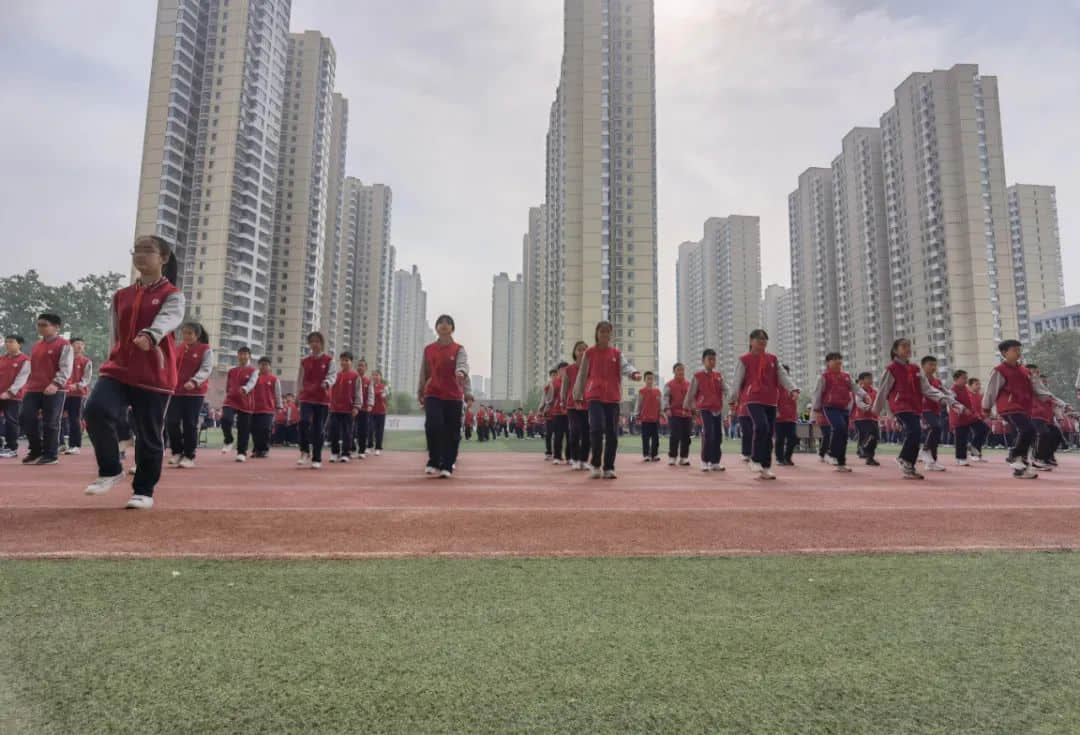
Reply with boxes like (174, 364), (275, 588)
(739, 352), (781, 406)
(1031, 393), (1055, 423)
(27, 336), (70, 393)
(422, 341), (464, 401)
(550, 376), (566, 416)
(993, 363), (1033, 416)
(285, 400), (298, 424)
(852, 385), (878, 421)
(885, 360), (923, 415)
(174, 343), (211, 396)
(224, 365), (256, 412)
(563, 363), (584, 410)
(638, 386), (661, 422)
(99, 278), (180, 394)
(821, 370), (854, 409)
(331, 370), (359, 414)
(465, 408), (474, 424)
(922, 375), (945, 413)
(251, 372), (279, 415)
(355, 374), (372, 412)
(299, 353), (333, 405)
(666, 377), (690, 418)
(949, 384), (979, 428)
(372, 381), (388, 415)
(275, 406), (287, 425)
(692, 369), (725, 412)
(583, 346), (624, 404)
(969, 390), (985, 420)
(0, 352), (29, 399)
(776, 388), (798, 423)
(65, 354), (91, 397)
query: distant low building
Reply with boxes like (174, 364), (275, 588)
(1031, 304), (1080, 337)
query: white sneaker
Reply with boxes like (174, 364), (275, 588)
(310, 461), (322, 469)
(235, 454), (247, 463)
(678, 459), (691, 466)
(340, 455), (351, 464)
(926, 461), (946, 472)
(359, 451), (368, 459)
(1008, 459), (1028, 472)
(1031, 460), (1052, 472)
(221, 445), (233, 454)
(84, 473), (125, 496)
(552, 459), (563, 466)
(1015, 467), (1039, 480)
(819, 456), (828, 464)
(65, 447), (81, 455)
(425, 466), (438, 476)
(918, 450), (932, 465)
(749, 461), (763, 473)
(374, 450), (381, 456)
(329, 454), (339, 463)
(642, 457), (651, 463)
(125, 494), (154, 510)
(741, 455), (750, 463)
(758, 468), (776, 480)
(440, 469), (453, 479)
(701, 463), (712, 472)
(826, 456), (838, 466)
(603, 470), (617, 479)
(589, 467), (602, 479)
(668, 458), (676, 466)
(178, 457), (195, 469)
(956, 459), (970, 467)
(0, 448), (16, 458)
(167, 455), (181, 467)
(713, 462), (726, 472)
(297, 454), (311, 467)
(836, 465), (853, 473)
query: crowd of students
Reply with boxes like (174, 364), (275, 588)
(2, 236), (1078, 508)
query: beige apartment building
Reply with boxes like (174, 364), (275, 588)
(133, 0), (291, 369)
(267, 31), (336, 389)
(832, 127), (892, 378)
(342, 179), (394, 376)
(676, 240), (706, 368)
(321, 93), (349, 355)
(490, 273), (527, 401)
(1008, 184), (1065, 342)
(522, 205), (553, 394)
(390, 265), (430, 399)
(881, 64), (1018, 380)
(761, 283), (795, 370)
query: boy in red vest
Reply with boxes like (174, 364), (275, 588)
(683, 348), (725, 473)
(541, 370), (556, 459)
(811, 352), (868, 473)
(634, 370), (662, 462)
(417, 314), (470, 478)
(249, 357), (281, 458)
(61, 337), (92, 455)
(328, 351), (359, 463)
(966, 377), (989, 461)
(851, 372), (880, 466)
(352, 358), (373, 458)
(774, 365), (800, 467)
(663, 362), (692, 466)
(0, 334), (30, 459)
(464, 398), (475, 441)
(948, 369), (981, 467)
(917, 356), (949, 472)
(1027, 365), (1072, 470)
(19, 313), (73, 465)
(297, 331), (336, 469)
(369, 370), (389, 455)
(982, 341), (1069, 479)
(728, 329), (798, 479)
(549, 362), (570, 464)
(167, 321), (213, 468)
(223, 347), (257, 461)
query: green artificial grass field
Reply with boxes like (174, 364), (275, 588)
(3, 553), (1079, 734)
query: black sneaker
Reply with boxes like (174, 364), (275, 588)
(35, 456), (59, 466)
(21, 454), (41, 465)
(866, 458), (880, 466)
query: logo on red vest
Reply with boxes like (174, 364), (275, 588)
(152, 298), (160, 305)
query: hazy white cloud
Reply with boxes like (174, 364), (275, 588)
(0, 0), (1076, 376)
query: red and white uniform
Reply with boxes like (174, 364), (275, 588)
(419, 341), (468, 402)
(663, 377), (691, 418)
(223, 365), (257, 412)
(574, 345), (637, 405)
(26, 336), (73, 393)
(250, 372), (282, 415)
(298, 353), (335, 406)
(371, 381), (389, 416)
(330, 369), (359, 414)
(685, 369), (725, 413)
(635, 386), (661, 423)
(65, 354), (93, 397)
(0, 351), (30, 400)
(174, 342), (213, 396)
(99, 277), (183, 393)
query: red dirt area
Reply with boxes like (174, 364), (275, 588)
(2, 449), (1080, 558)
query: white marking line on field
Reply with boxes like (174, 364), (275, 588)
(4, 504), (1080, 513)
(1, 544), (1077, 560)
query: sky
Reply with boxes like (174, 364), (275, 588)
(1, 0), (1078, 379)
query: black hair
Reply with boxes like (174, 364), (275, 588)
(435, 314), (455, 331)
(967, 377), (980, 386)
(180, 321), (210, 344)
(549, 369), (558, 376)
(37, 313), (62, 326)
(702, 348), (716, 359)
(644, 370), (654, 378)
(920, 355), (937, 366)
(70, 336), (84, 344)
(4, 334), (25, 346)
(749, 328), (769, 341)
(857, 371), (872, 381)
(594, 320), (613, 342)
(237, 346), (252, 355)
(258, 356), (271, 365)
(825, 351), (842, 362)
(782, 363), (790, 373)
(571, 340), (589, 362)
(134, 234), (178, 285)
(1026, 364), (1038, 372)
(339, 351), (354, 361)
(307, 331), (325, 346)
(998, 339), (1022, 354)
(672, 362), (684, 371)
(952, 369), (967, 380)
(557, 361), (569, 370)
(889, 337), (911, 360)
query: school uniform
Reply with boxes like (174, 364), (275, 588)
(85, 276), (184, 496)
(548, 374), (569, 461)
(870, 358), (953, 472)
(920, 374), (948, 462)
(967, 390), (989, 454)
(851, 385), (880, 462)
(633, 386), (662, 460)
(167, 342), (213, 460)
(0, 350), (30, 453)
(572, 345), (638, 473)
(541, 381), (554, 457)
(418, 340), (469, 474)
(464, 406), (475, 440)
(20, 335), (74, 461)
(353, 373), (373, 455)
(947, 383), (980, 462)
(811, 369), (867, 467)
(328, 369), (359, 459)
(982, 363), (1066, 471)
(223, 364), (258, 454)
(297, 353), (336, 463)
(562, 362), (591, 465)
(370, 381), (389, 450)
(683, 368), (725, 467)
(729, 351), (798, 469)
(249, 371), (281, 456)
(285, 399), (300, 445)
(774, 387), (799, 464)
(663, 376), (692, 461)
(1029, 384), (1060, 465)
(62, 353), (93, 449)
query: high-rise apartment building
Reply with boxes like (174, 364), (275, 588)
(133, 0), (292, 367)
(321, 93), (349, 354)
(267, 31), (336, 388)
(523, 205), (553, 394)
(342, 179), (394, 374)
(1007, 184), (1065, 342)
(490, 273), (527, 401)
(390, 265), (430, 397)
(832, 127), (892, 378)
(675, 217), (761, 379)
(881, 64), (1017, 380)
(762, 284), (795, 369)
(788, 167), (838, 388)
(539, 0), (659, 400)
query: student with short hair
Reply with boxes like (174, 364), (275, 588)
(634, 371), (662, 462)
(811, 351), (868, 473)
(549, 362), (570, 464)
(1026, 364), (1069, 471)
(728, 329), (798, 479)
(417, 314), (470, 478)
(249, 356), (281, 458)
(19, 313), (73, 465)
(773, 365), (800, 467)
(328, 352), (359, 463)
(353, 358), (373, 458)
(540, 370), (556, 460)
(683, 348), (725, 473)
(851, 372), (880, 466)
(296, 331), (336, 469)
(0, 334), (29, 459)
(229, 347), (259, 463)
(369, 370), (389, 455)
(167, 321), (213, 468)
(662, 362), (692, 466)
(917, 356), (949, 471)
(61, 337), (92, 455)
(948, 369), (981, 466)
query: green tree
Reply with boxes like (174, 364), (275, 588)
(391, 391), (418, 415)
(526, 385), (544, 412)
(0, 270), (54, 340)
(1027, 330), (1080, 403)
(61, 272), (125, 365)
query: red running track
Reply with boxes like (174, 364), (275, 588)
(2, 450), (1080, 558)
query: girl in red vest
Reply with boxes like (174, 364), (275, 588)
(84, 236), (184, 508)
(369, 370), (389, 455)
(634, 371), (662, 462)
(540, 371), (556, 459)
(811, 351), (869, 473)
(773, 365), (800, 467)
(61, 337), (92, 455)
(851, 372), (880, 466)
(0, 334), (30, 458)
(328, 352), (359, 463)
(572, 321), (641, 479)
(223, 347), (258, 462)
(966, 377), (989, 461)
(916, 356), (949, 472)
(250, 357), (281, 458)
(562, 341), (590, 470)
(1025, 365), (1071, 470)
(729, 329), (798, 479)
(948, 369), (981, 467)
(870, 338), (958, 480)
(18, 313), (73, 465)
(296, 331), (337, 469)
(662, 362), (692, 466)
(549, 362), (570, 464)
(682, 348), (725, 473)
(417, 314), (469, 478)
(352, 358), (373, 458)
(166, 322), (213, 468)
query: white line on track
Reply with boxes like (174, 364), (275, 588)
(4, 505), (1080, 512)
